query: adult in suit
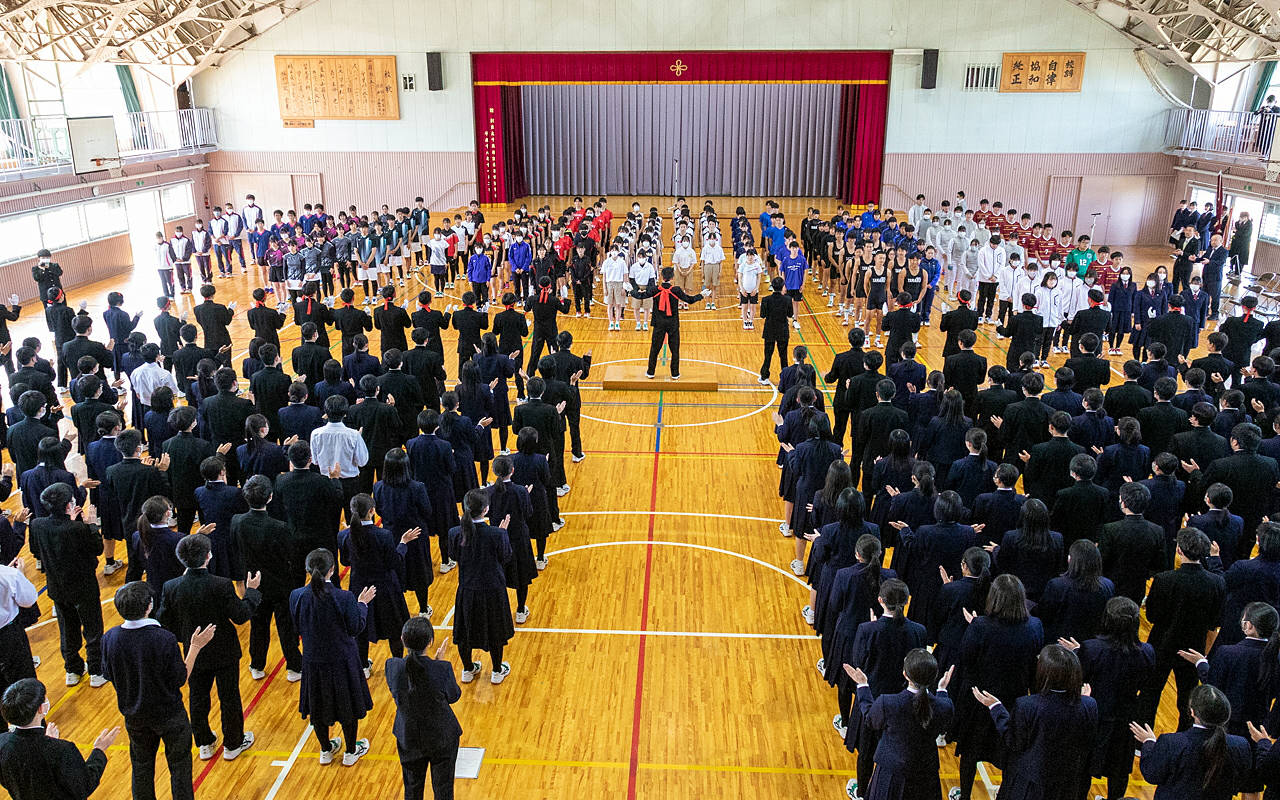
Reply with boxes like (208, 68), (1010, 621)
(1170, 224), (1201, 295)
(0, 678), (119, 800)
(1022, 412), (1084, 504)
(1070, 290), (1112, 358)
(996, 293), (1044, 371)
(855, 379), (910, 492)
(158, 534), (261, 760)
(1103, 361), (1153, 422)
(824, 328), (866, 446)
(943, 329), (987, 417)
(1138, 529), (1224, 729)
(290, 322), (332, 402)
(199, 368), (254, 484)
(939, 289), (979, 357)
(248, 344), (292, 442)
(387, 617), (462, 800)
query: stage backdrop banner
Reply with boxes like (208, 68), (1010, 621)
(471, 51), (891, 205)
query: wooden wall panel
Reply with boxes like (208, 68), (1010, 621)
(274, 55), (399, 121)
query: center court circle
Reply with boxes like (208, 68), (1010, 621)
(579, 358), (779, 428)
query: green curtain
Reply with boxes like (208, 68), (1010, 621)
(1252, 61), (1277, 112)
(0, 66), (20, 119)
(116, 65), (141, 113)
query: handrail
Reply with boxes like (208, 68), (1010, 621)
(1164, 107), (1274, 160)
(0, 108), (218, 180)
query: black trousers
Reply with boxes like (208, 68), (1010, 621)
(761, 336), (788, 380)
(566, 409), (583, 457)
(126, 711), (194, 800)
(175, 504), (197, 535)
(249, 593), (302, 672)
(977, 281), (997, 319)
(527, 325), (556, 372)
(646, 323), (681, 377)
(399, 742), (459, 800)
(1140, 650), (1199, 729)
(340, 476), (362, 524)
(1172, 261), (1193, 295)
(196, 255), (213, 283)
(188, 663), (245, 748)
(55, 338), (72, 387)
(0, 614), (36, 697)
(506, 350), (526, 399)
(833, 405), (852, 448)
(54, 594), (103, 675)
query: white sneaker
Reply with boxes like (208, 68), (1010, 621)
(536, 557), (548, 570)
(65, 671), (82, 686)
(362, 660), (372, 680)
(936, 734), (948, 747)
(792, 320), (800, 330)
(419, 605), (434, 618)
(224, 731), (254, 760)
(88, 674), (107, 688)
(759, 376), (771, 386)
(816, 657), (825, 674)
(635, 322), (642, 331)
(341, 739), (370, 766)
(556, 484), (571, 496)
(102, 560), (122, 576)
(490, 662), (511, 684)
(802, 605), (815, 625)
(500, 449), (511, 456)
(847, 778), (861, 800)
(827, 296), (834, 307)
(642, 322), (648, 330)
(572, 453), (586, 463)
(515, 607), (530, 624)
(31, 655), (39, 668)
(551, 519), (565, 532)
(286, 670), (302, 683)
(199, 742), (219, 761)
(833, 714), (848, 739)
(947, 788), (961, 800)
(439, 559), (457, 574)
(779, 522), (792, 537)
(460, 661), (482, 683)
(250, 668), (266, 680)
(790, 559), (805, 576)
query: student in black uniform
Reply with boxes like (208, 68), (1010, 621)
(192, 284), (235, 368)
(450, 293), (488, 377)
(492, 293), (529, 400)
(387, 617), (461, 800)
(628, 267), (707, 380)
(232, 476), (302, 682)
(449, 489), (514, 686)
(523, 277), (569, 371)
(758, 277), (793, 385)
(334, 289), (374, 358)
(880, 293), (921, 368)
(375, 286), (412, 354)
(0, 677), (119, 800)
(246, 288), (285, 350)
(487, 455), (536, 624)
(996, 293), (1045, 372)
(339, 493), (417, 676)
(289, 548), (376, 767)
(412, 292), (452, 362)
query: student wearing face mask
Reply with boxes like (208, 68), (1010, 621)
(466, 244), (493, 311)
(1035, 273), (1063, 367)
(1107, 267), (1136, 356)
(1183, 276), (1211, 349)
(31, 249), (63, 305)
(1131, 272), (1168, 361)
(506, 230), (532, 301)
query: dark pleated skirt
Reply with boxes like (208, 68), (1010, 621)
(363, 589), (410, 644)
(402, 536), (434, 595)
(452, 586), (514, 652)
(504, 529), (538, 591)
(298, 660), (373, 727)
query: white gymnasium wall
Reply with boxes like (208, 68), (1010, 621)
(194, 0), (1184, 240)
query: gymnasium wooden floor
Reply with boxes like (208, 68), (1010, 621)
(12, 195), (1184, 799)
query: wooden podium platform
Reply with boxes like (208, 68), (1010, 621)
(600, 363), (719, 392)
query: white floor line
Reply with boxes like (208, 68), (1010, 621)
(264, 722), (314, 800)
(580, 358), (778, 428)
(543, 539), (811, 588)
(558, 510), (784, 524)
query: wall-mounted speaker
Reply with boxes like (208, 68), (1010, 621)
(921, 49), (939, 90)
(426, 52), (444, 91)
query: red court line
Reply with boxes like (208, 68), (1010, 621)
(192, 656), (286, 790)
(586, 449), (776, 457)
(627, 402), (664, 799)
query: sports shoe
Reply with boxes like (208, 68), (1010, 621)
(827, 296), (834, 307)
(790, 559), (805, 576)
(341, 739), (369, 766)
(635, 321), (642, 331)
(759, 376), (771, 386)
(847, 778), (862, 800)
(286, 670), (302, 682)
(419, 605), (434, 618)
(645, 372), (655, 379)
(816, 657), (825, 674)
(802, 605), (815, 625)
(670, 374), (680, 380)
(31, 655), (40, 668)
(642, 321), (648, 330)
(515, 607), (530, 624)
(65, 671), (83, 687)
(362, 659), (372, 680)
(199, 742), (219, 761)
(948, 788), (961, 800)
(500, 449), (511, 456)
(89, 674), (107, 688)
(224, 731), (254, 760)
(936, 734), (948, 747)
(779, 522), (792, 537)
(102, 560), (122, 575)
(572, 452), (586, 463)
(833, 714), (848, 738)
(556, 484), (571, 496)
(439, 559), (457, 574)
(792, 320), (800, 330)
(460, 661), (483, 683)
(536, 557), (548, 570)
(250, 668), (266, 680)
(490, 662), (511, 684)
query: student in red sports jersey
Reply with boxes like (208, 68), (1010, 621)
(1001, 209), (1019, 240)
(1036, 225), (1058, 267)
(973, 199), (992, 228)
(1056, 230), (1075, 263)
(1020, 222), (1042, 261)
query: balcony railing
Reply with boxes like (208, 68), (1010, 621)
(0, 108), (217, 180)
(1164, 107), (1278, 161)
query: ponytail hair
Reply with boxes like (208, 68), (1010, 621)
(492, 454), (513, 495)
(306, 548), (334, 595)
(856, 533), (883, 601)
(348, 493), (375, 559)
(1188, 684), (1232, 790)
(879, 578), (909, 622)
(1244, 601), (1280, 692)
(961, 546), (992, 613)
(903, 648), (940, 729)
(136, 495), (172, 558)
(914, 461), (937, 499)
(459, 489), (489, 548)
(400, 616), (436, 696)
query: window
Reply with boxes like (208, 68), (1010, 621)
(160, 182), (192, 221)
(963, 64), (1000, 92)
(0, 214), (42, 265)
(1260, 201), (1280, 245)
(37, 205), (86, 250)
(85, 196), (128, 239)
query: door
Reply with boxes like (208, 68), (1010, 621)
(1077, 175), (1148, 245)
(126, 190), (162, 270)
(1045, 176), (1081, 232)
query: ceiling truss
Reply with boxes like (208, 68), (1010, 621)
(0, 0), (315, 83)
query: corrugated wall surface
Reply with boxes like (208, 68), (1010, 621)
(0, 156), (210, 217)
(206, 151), (476, 213)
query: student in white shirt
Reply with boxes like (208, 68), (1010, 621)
(995, 253), (1025, 331)
(700, 232), (725, 310)
(154, 232), (175, 299)
(949, 227), (970, 295)
(629, 252), (657, 331)
(671, 238), (697, 309)
(1033, 272), (1063, 366)
(974, 236), (1006, 324)
(601, 247), (630, 332)
(908, 195), (927, 229)
(737, 248), (766, 330)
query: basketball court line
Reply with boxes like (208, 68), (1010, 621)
(581, 358), (778, 428)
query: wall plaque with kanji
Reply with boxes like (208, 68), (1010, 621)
(999, 52), (1085, 93)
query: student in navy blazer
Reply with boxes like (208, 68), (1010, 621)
(373, 450), (434, 615)
(990, 499), (1065, 603)
(973, 644), (1098, 800)
(387, 617), (462, 800)
(927, 547), (992, 673)
(1035, 539), (1114, 644)
(892, 491), (977, 625)
(945, 430), (997, 509)
(1188, 483), (1244, 572)
(405, 409), (460, 570)
(132, 496), (188, 594)
(1179, 601), (1280, 741)
(339, 494), (415, 670)
(969, 464), (1027, 543)
(844, 648), (954, 800)
(1213, 522), (1280, 648)
(193, 458), (249, 581)
(1132, 684), (1251, 800)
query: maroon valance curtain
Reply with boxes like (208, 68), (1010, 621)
(471, 50), (891, 205)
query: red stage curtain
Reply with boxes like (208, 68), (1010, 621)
(472, 51), (891, 205)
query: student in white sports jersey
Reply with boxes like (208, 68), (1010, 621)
(601, 246), (630, 331)
(629, 250), (657, 331)
(737, 247), (765, 330)
(700, 232), (725, 310)
(994, 252), (1023, 331)
(949, 227), (970, 295)
(1033, 272), (1063, 367)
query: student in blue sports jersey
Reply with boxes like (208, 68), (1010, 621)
(779, 240), (808, 334)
